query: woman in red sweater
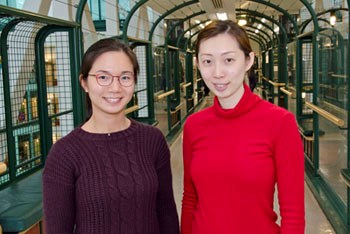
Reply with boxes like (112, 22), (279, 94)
(181, 20), (305, 234)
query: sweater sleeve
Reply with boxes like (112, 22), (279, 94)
(42, 140), (76, 234)
(181, 121), (198, 234)
(155, 131), (180, 234)
(273, 113), (305, 234)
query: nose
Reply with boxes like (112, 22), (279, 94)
(109, 77), (121, 90)
(213, 62), (224, 79)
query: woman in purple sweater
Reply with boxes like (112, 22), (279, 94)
(43, 38), (179, 234)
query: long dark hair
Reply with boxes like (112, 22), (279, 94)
(80, 38), (139, 121)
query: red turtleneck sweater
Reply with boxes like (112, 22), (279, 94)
(181, 84), (305, 234)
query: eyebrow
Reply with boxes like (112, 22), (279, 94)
(200, 51), (238, 57)
(95, 69), (133, 74)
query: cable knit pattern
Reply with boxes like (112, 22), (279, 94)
(43, 120), (179, 234)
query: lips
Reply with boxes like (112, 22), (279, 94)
(213, 83), (228, 92)
(104, 97), (122, 104)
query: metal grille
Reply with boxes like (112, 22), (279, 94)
(0, 13), (77, 186)
(153, 47), (165, 93)
(301, 42), (313, 115)
(0, 17), (14, 185)
(134, 45), (148, 117)
(6, 21), (46, 176)
(44, 32), (75, 144)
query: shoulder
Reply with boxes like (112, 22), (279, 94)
(184, 106), (213, 128)
(131, 120), (165, 142)
(46, 128), (81, 162)
(256, 98), (293, 119)
(43, 128), (81, 177)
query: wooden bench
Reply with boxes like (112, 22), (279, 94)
(0, 169), (42, 233)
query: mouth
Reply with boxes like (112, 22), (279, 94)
(104, 97), (122, 104)
(213, 83), (228, 91)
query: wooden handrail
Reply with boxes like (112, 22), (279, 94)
(305, 101), (345, 127)
(155, 90), (175, 101)
(261, 76), (269, 82)
(182, 82), (192, 88)
(125, 105), (139, 115)
(170, 103), (184, 114)
(0, 162), (7, 175)
(196, 78), (202, 82)
(331, 74), (346, 78)
(280, 87), (292, 96)
(268, 80), (285, 87)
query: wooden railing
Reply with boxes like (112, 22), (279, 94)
(305, 101), (345, 127)
(125, 105), (139, 115)
(155, 90), (175, 101)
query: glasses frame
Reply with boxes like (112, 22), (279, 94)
(88, 72), (135, 87)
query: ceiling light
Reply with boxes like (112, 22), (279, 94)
(255, 29), (259, 33)
(216, 12), (228, 20)
(238, 19), (247, 26)
(258, 24), (262, 29)
(330, 11), (336, 26)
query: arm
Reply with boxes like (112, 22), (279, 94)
(155, 133), (180, 234)
(274, 113), (305, 234)
(181, 122), (198, 234)
(42, 142), (76, 234)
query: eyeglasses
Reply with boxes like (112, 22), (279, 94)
(88, 71), (135, 87)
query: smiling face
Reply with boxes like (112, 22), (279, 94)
(197, 33), (254, 109)
(80, 51), (135, 119)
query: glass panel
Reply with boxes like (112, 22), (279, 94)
(45, 32), (75, 143)
(153, 47), (168, 136)
(318, 28), (348, 205)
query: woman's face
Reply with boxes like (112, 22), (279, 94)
(197, 33), (254, 108)
(81, 51), (135, 119)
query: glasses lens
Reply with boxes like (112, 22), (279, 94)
(96, 73), (112, 86)
(119, 74), (134, 87)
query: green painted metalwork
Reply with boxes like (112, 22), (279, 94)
(240, 15), (280, 49)
(245, 25), (272, 44)
(165, 11), (205, 117)
(246, 29), (269, 46)
(250, 0), (299, 35)
(176, 19), (211, 50)
(300, 7), (348, 33)
(0, 5), (78, 27)
(122, 0), (148, 43)
(0, 19), (21, 182)
(74, 0), (87, 125)
(237, 9), (288, 107)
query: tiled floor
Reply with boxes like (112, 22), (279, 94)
(168, 95), (335, 234)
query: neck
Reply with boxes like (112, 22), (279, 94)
(82, 114), (130, 134)
(218, 84), (245, 109)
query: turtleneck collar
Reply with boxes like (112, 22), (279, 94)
(213, 83), (261, 119)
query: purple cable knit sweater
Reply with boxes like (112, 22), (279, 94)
(43, 120), (179, 234)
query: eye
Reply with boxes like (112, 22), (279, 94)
(225, 58), (234, 63)
(120, 75), (132, 81)
(97, 74), (110, 80)
(202, 59), (212, 65)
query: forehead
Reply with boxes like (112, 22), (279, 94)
(91, 51), (133, 70)
(199, 33), (241, 55)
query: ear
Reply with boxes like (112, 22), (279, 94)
(245, 52), (255, 71)
(79, 75), (88, 93)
